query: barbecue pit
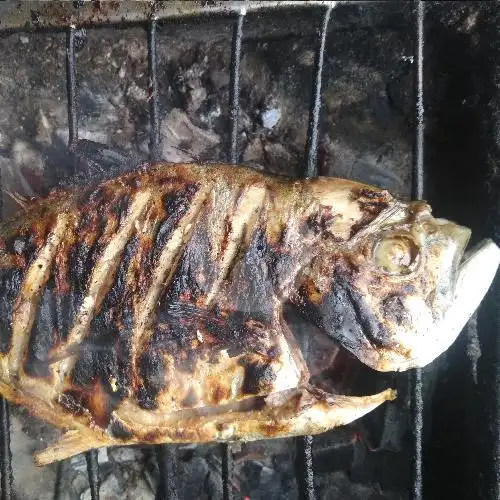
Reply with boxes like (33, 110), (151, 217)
(0, 2), (498, 499)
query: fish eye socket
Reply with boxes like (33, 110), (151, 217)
(373, 234), (420, 275)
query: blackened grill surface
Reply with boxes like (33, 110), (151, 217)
(424, 5), (500, 500)
(0, 3), (497, 500)
(477, 12), (500, 493)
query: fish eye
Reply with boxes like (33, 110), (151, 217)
(373, 234), (420, 275)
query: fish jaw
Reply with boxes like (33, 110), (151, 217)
(437, 238), (500, 358)
(377, 238), (500, 371)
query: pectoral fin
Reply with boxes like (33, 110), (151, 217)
(34, 430), (111, 467)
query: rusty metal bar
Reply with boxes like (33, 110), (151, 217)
(66, 27), (79, 150)
(85, 450), (100, 500)
(410, 2), (425, 500)
(305, 5), (332, 178)
(229, 11), (245, 164)
(0, 2), (341, 30)
(0, 397), (12, 500)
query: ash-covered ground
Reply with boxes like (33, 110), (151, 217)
(0, 3), (492, 499)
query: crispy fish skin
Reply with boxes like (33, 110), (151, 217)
(0, 162), (494, 465)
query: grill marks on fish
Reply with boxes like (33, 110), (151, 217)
(0, 221), (58, 358)
(162, 209), (215, 306)
(132, 183), (313, 414)
(205, 185), (267, 306)
(66, 236), (140, 427)
(24, 280), (62, 378)
(23, 217), (81, 378)
(349, 188), (391, 238)
(11, 185), (329, 415)
(223, 227), (277, 323)
(134, 184), (272, 410)
(47, 184), (166, 427)
(66, 188), (124, 319)
(51, 190), (152, 391)
(22, 189), (133, 381)
(8, 214), (74, 379)
(218, 208), (311, 325)
(153, 183), (200, 259)
(131, 183), (207, 409)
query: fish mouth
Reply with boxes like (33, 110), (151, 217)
(415, 238), (499, 370)
(441, 238), (500, 349)
(455, 238), (500, 306)
(376, 237), (500, 372)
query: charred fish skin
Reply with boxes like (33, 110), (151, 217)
(0, 162), (495, 465)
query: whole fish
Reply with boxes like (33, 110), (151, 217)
(0, 162), (498, 466)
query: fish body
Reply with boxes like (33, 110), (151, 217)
(0, 162), (497, 465)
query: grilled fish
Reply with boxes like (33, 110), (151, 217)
(0, 162), (498, 466)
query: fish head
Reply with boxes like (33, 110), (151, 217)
(296, 201), (500, 372)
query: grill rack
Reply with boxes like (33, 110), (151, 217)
(0, 2), (429, 499)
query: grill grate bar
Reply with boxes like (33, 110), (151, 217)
(66, 27), (79, 149)
(221, 444), (234, 500)
(410, 2), (425, 500)
(148, 19), (161, 161)
(147, 18), (179, 500)
(156, 445), (178, 500)
(0, 1), (342, 30)
(54, 460), (70, 500)
(229, 11), (245, 164)
(412, 0), (425, 201)
(85, 449), (100, 500)
(296, 436), (315, 500)
(0, 397), (12, 500)
(66, 24), (102, 500)
(305, 5), (332, 178)
(0, 136), (12, 500)
(222, 10), (246, 500)
(410, 369), (423, 500)
(295, 6), (332, 499)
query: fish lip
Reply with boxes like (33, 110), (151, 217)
(455, 238), (497, 296)
(420, 238), (499, 370)
(375, 238), (500, 373)
(459, 239), (492, 268)
(456, 239), (500, 296)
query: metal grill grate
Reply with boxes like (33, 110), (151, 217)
(0, 2), (430, 499)
(410, 3), (425, 500)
